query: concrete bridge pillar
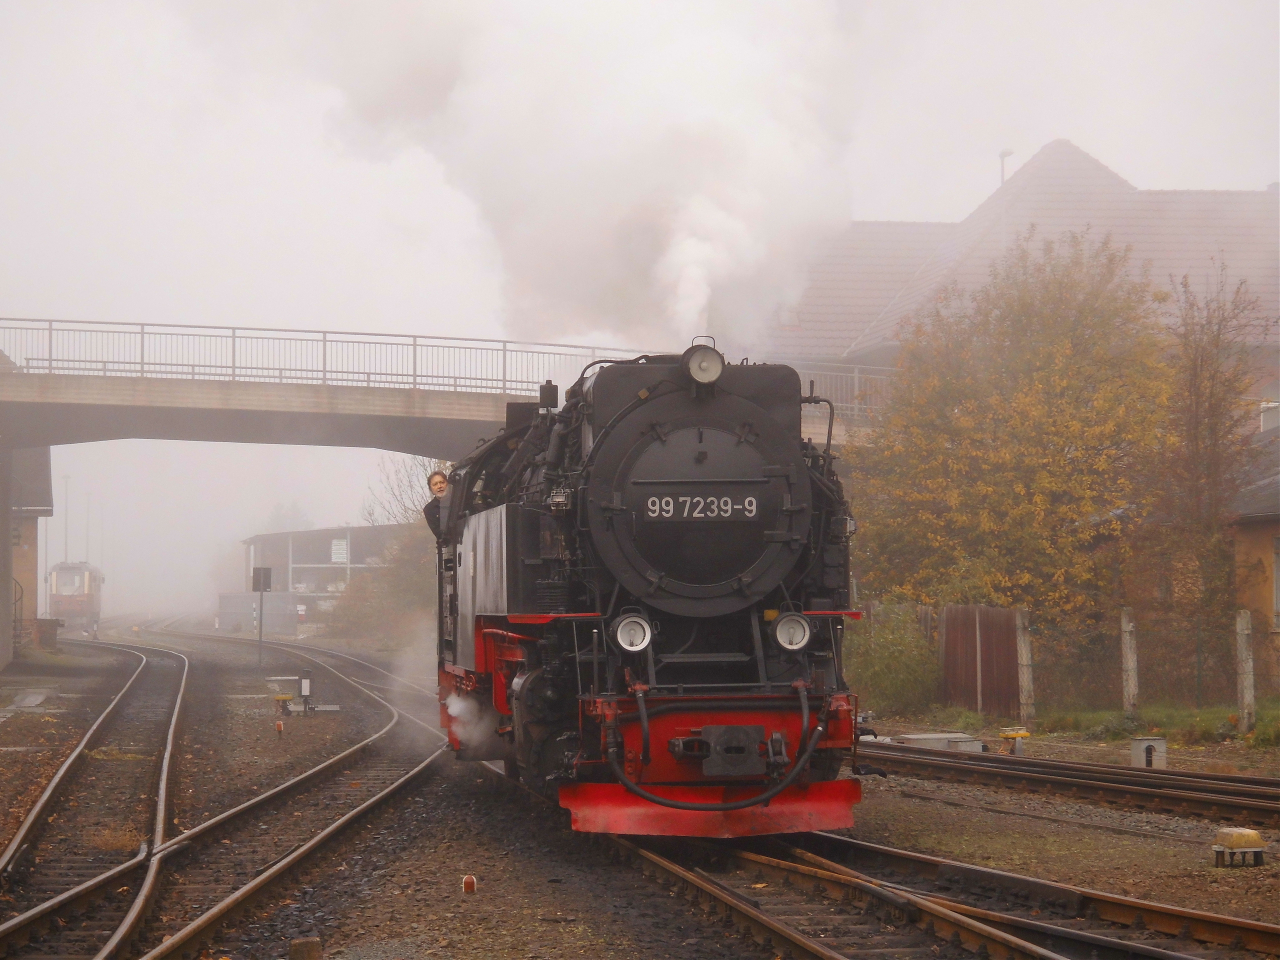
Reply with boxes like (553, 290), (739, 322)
(0, 448), (10, 669)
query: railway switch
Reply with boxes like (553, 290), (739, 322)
(1212, 827), (1266, 867)
(267, 672), (337, 715)
(998, 726), (1029, 756)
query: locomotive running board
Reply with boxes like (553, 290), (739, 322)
(558, 779), (860, 837)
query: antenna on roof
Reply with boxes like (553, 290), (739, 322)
(999, 148), (1014, 185)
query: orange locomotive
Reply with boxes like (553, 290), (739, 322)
(48, 561), (103, 632)
(434, 344), (861, 837)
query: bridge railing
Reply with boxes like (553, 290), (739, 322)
(0, 318), (636, 397)
(0, 317), (896, 425)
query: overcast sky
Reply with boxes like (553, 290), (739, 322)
(4, 1), (1275, 614)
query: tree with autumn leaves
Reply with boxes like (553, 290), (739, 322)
(847, 230), (1266, 704)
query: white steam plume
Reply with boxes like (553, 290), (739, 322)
(190, 2), (859, 351)
(444, 692), (507, 758)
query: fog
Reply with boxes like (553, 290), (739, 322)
(4, 2), (1275, 617)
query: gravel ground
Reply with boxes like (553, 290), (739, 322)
(846, 773), (1280, 923)
(222, 759), (770, 960)
(175, 650), (386, 832)
(107, 632), (391, 831)
(0, 643), (129, 851)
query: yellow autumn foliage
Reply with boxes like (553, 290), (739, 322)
(848, 231), (1169, 633)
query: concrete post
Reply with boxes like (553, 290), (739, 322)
(1121, 607), (1138, 718)
(1236, 609), (1255, 733)
(1016, 608), (1035, 726)
(0, 448), (11, 669)
(974, 607), (983, 715)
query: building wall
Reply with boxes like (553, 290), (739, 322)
(12, 515), (39, 623)
(1234, 519), (1280, 693)
(242, 525), (413, 619)
(217, 591), (301, 636)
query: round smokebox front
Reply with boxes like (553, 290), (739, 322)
(586, 392), (811, 617)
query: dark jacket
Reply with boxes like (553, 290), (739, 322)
(424, 498), (443, 539)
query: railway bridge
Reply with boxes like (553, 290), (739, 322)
(0, 317), (893, 663)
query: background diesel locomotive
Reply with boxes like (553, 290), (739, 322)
(48, 561), (103, 632)
(435, 344), (861, 836)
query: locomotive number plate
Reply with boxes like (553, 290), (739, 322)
(644, 495), (757, 520)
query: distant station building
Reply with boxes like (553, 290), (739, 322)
(217, 523), (413, 634)
(0, 447), (53, 668)
(13, 449), (53, 626)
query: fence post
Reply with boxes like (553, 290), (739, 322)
(231, 328), (237, 380)
(1237, 609), (1255, 733)
(974, 607), (983, 715)
(501, 341), (508, 395)
(139, 324), (146, 375)
(412, 336), (418, 388)
(47, 320), (54, 372)
(322, 331), (327, 385)
(1121, 607), (1138, 718)
(1016, 608), (1035, 726)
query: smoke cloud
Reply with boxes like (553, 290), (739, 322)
(189, 2), (860, 350)
(444, 691), (508, 760)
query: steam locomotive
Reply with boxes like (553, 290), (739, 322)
(48, 561), (104, 632)
(435, 343), (861, 837)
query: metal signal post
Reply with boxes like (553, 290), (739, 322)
(252, 566), (271, 666)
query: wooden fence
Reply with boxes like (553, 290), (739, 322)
(940, 604), (1031, 721)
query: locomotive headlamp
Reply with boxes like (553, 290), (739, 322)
(612, 613), (654, 652)
(682, 344), (725, 385)
(771, 612), (812, 651)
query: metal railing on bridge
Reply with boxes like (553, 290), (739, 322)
(0, 317), (894, 426)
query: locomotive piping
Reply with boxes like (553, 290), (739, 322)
(800, 391), (836, 463)
(605, 686), (829, 812)
(636, 688), (651, 767)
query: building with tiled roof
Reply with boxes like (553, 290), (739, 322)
(758, 140), (1279, 369)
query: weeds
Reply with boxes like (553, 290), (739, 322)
(1034, 698), (1280, 746)
(923, 706), (987, 733)
(1245, 719), (1280, 750)
(843, 605), (940, 716)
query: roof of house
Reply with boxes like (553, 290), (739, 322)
(242, 523), (412, 547)
(1234, 473), (1279, 522)
(762, 140), (1280, 364)
(1233, 426), (1280, 522)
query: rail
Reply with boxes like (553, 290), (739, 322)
(857, 742), (1280, 827)
(0, 317), (895, 426)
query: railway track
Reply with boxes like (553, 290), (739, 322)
(857, 742), (1280, 828)
(17, 624), (1272, 960)
(612, 831), (1280, 960)
(0, 640), (188, 960)
(0, 627), (447, 960)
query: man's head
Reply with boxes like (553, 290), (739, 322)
(428, 471), (449, 498)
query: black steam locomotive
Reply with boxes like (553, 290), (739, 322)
(435, 343), (860, 836)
